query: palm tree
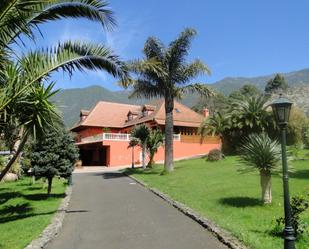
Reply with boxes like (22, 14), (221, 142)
(128, 137), (139, 168)
(239, 133), (281, 204)
(199, 112), (230, 144)
(0, 81), (61, 180)
(199, 112), (232, 153)
(125, 28), (213, 172)
(0, 40), (128, 181)
(0, 0), (128, 112)
(0, 1), (130, 180)
(229, 95), (274, 135)
(130, 124), (150, 169)
(146, 129), (164, 168)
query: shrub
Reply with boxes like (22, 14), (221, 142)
(207, 149), (223, 161)
(273, 194), (309, 238)
(302, 126), (309, 149)
(30, 128), (79, 195)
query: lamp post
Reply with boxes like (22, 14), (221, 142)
(271, 94), (295, 249)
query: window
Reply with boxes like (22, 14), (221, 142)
(175, 108), (181, 113)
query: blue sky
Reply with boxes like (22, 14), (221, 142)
(25, 0), (309, 90)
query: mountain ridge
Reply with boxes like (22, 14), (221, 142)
(52, 67), (309, 127)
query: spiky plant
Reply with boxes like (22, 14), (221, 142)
(124, 28), (214, 172)
(239, 133), (281, 204)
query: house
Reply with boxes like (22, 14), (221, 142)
(70, 99), (221, 167)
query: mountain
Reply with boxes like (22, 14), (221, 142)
(52, 68), (309, 127)
(210, 68), (309, 95)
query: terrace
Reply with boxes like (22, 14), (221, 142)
(79, 133), (181, 144)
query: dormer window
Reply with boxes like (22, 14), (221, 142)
(142, 109), (147, 117)
(127, 110), (139, 122)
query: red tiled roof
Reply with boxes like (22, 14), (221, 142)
(71, 99), (204, 131)
(71, 101), (141, 131)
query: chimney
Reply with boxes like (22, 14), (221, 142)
(203, 108), (209, 118)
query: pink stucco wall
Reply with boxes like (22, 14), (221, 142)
(102, 140), (221, 167)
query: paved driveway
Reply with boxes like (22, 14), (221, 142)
(47, 171), (228, 249)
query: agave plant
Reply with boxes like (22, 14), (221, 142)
(239, 133), (281, 204)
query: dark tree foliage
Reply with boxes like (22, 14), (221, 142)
(229, 84), (262, 100)
(192, 92), (228, 115)
(265, 74), (289, 94)
(30, 129), (79, 195)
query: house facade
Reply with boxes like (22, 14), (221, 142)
(71, 99), (221, 167)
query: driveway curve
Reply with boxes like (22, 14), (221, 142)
(47, 171), (228, 249)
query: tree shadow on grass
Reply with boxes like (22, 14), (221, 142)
(0, 203), (33, 216)
(25, 186), (43, 191)
(0, 191), (21, 205)
(219, 197), (262, 208)
(22, 193), (66, 201)
(290, 169), (309, 179)
(0, 210), (56, 223)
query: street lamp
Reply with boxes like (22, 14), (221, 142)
(271, 94), (295, 249)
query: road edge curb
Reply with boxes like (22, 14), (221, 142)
(125, 173), (250, 249)
(24, 185), (73, 249)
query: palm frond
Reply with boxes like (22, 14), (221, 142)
(1, 41), (128, 111)
(167, 28), (197, 71)
(179, 83), (214, 98)
(0, 0), (115, 47)
(16, 81), (62, 137)
(143, 36), (165, 62)
(238, 133), (281, 172)
(129, 80), (163, 99)
(176, 59), (211, 83)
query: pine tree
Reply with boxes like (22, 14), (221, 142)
(30, 129), (79, 195)
(265, 74), (288, 93)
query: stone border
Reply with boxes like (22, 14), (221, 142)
(24, 186), (73, 249)
(126, 173), (249, 249)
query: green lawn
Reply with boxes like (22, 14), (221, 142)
(126, 156), (309, 249)
(0, 177), (67, 249)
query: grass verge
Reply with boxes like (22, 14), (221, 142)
(0, 177), (67, 249)
(125, 156), (309, 249)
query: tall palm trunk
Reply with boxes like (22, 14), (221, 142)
(164, 95), (174, 172)
(0, 129), (28, 181)
(260, 170), (272, 204)
(147, 151), (155, 168)
(142, 143), (146, 169)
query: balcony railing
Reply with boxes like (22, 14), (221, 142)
(80, 134), (103, 143)
(173, 134), (181, 141)
(80, 133), (181, 143)
(103, 133), (130, 141)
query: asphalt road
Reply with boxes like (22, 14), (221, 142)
(47, 171), (228, 249)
